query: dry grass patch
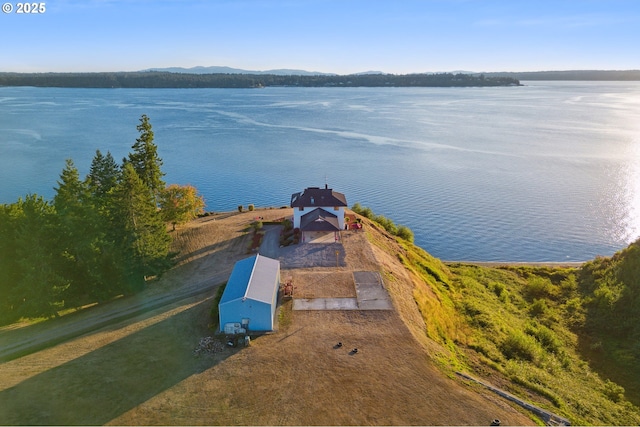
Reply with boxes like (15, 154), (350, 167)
(285, 270), (356, 299)
(109, 309), (533, 426)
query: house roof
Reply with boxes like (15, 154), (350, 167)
(290, 186), (347, 208)
(219, 254), (280, 305)
(300, 208), (341, 231)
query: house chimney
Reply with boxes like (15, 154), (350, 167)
(325, 183), (328, 189)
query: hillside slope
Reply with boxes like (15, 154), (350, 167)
(357, 212), (640, 425)
(329, 206), (640, 425)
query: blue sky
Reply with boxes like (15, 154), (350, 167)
(1, 0), (638, 73)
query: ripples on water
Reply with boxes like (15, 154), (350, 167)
(1, 82), (639, 261)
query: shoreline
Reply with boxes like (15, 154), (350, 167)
(444, 260), (585, 268)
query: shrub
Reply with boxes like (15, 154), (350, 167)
(374, 214), (398, 235)
(248, 204), (254, 211)
(351, 203), (415, 242)
(525, 322), (562, 353)
(526, 276), (556, 300)
(529, 298), (549, 317)
(492, 282), (506, 297)
(352, 203), (374, 219)
(501, 330), (541, 362)
(603, 379), (625, 403)
(396, 225), (414, 242)
(238, 205), (244, 212)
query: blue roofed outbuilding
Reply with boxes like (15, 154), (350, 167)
(218, 254), (280, 332)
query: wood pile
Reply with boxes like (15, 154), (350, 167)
(193, 336), (226, 355)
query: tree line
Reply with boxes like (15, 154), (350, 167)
(0, 115), (204, 325)
(0, 71), (520, 88)
(483, 70), (640, 81)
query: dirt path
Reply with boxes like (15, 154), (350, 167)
(0, 273), (225, 362)
(0, 209), (287, 362)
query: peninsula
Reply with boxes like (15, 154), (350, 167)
(0, 71), (520, 88)
(1, 205), (640, 425)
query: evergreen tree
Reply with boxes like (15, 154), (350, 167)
(127, 114), (165, 203)
(111, 163), (171, 292)
(0, 202), (22, 323)
(12, 195), (69, 319)
(87, 149), (120, 202)
(53, 159), (103, 304)
(54, 159), (87, 215)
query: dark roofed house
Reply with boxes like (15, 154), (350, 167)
(291, 185), (347, 243)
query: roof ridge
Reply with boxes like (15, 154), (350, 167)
(242, 254), (259, 301)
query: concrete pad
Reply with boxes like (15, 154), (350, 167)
(293, 298), (358, 311)
(357, 298), (393, 310)
(354, 271), (393, 310)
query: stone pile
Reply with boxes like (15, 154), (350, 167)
(193, 336), (226, 355)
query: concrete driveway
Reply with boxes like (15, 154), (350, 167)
(259, 225), (346, 268)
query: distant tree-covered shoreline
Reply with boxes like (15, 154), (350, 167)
(0, 71), (520, 88)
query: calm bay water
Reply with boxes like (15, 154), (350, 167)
(1, 82), (639, 262)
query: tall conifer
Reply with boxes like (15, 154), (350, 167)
(111, 163), (170, 292)
(53, 159), (104, 304)
(13, 195), (68, 319)
(127, 114), (165, 204)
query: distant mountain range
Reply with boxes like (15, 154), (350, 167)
(143, 66), (337, 76)
(145, 66), (388, 76)
(145, 66), (470, 76)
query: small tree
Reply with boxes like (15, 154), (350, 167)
(159, 184), (205, 231)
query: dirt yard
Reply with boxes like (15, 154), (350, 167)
(0, 208), (535, 425)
